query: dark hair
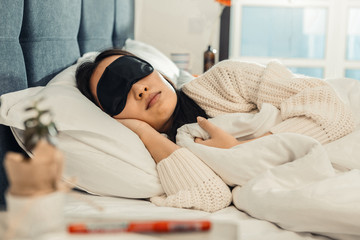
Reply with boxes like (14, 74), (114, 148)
(166, 90), (208, 142)
(75, 49), (135, 105)
(75, 48), (208, 143)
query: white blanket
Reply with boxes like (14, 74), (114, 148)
(176, 78), (360, 240)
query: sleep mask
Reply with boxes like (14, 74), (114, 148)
(97, 55), (154, 116)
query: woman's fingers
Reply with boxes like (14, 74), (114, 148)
(194, 137), (204, 143)
(195, 116), (240, 149)
(197, 116), (219, 137)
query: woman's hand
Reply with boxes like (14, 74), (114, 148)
(194, 117), (239, 149)
(195, 117), (272, 149)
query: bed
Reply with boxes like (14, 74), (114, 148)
(1, 1), (360, 240)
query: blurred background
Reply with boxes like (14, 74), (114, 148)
(135, 0), (360, 79)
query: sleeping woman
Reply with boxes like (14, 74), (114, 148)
(75, 49), (355, 212)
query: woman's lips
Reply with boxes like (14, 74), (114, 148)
(146, 92), (161, 110)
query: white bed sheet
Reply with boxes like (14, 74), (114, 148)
(62, 193), (330, 240)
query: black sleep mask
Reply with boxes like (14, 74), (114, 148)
(97, 55), (154, 116)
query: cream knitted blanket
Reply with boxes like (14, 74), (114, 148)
(182, 60), (355, 144)
(176, 76), (360, 240)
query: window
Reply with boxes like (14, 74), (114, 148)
(229, 0), (360, 80)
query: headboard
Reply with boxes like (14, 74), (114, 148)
(0, 0), (135, 208)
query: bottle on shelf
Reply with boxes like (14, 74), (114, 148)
(203, 45), (216, 72)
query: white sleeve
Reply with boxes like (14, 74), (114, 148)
(5, 191), (64, 239)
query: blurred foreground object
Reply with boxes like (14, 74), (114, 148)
(4, 141), (65, 239)
(4, 140), (63, 197)
(3, 100), (65, 239)
(4, 98), (62, 196)
(23, 98), (58, 154)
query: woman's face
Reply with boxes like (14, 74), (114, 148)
(89, 55), (177, 132)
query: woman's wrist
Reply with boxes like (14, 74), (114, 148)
(117, 119), (180, 163)
(138, 126), (180, 163)
(136, 121), (155, 139)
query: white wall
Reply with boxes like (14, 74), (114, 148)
(135, 0), (223, 74)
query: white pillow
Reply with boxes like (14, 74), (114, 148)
(123, 39), (180, 85)
(0, 54), (164, 198)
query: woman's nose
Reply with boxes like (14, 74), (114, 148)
(134, 85), (148, 99)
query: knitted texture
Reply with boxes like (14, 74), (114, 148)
(182, 60), (355, 144)
(183, 61), (264, 116)
(150, 148), (232, 212)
